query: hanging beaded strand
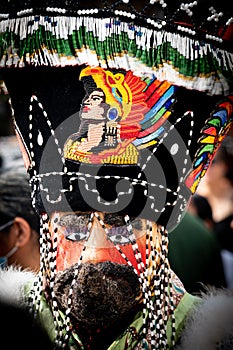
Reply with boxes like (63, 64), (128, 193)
(61, 213), (95, 348)
(142, 220), (159, 348)
(46, 213), (65, 348)
(93, 212), (152, 346)
(122, 215), (158, 348)
(158, 225), (176, 348)
(93, 212), (175, 349)
(50, 213), (94, 348)
(126, 216), (173, 349)
(40, 213), (54, 290)
(27, 213), (50, 316)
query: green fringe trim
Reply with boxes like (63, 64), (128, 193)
(0, 16), (232, 95)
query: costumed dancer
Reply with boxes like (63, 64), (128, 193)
(0, 0), (233, 349)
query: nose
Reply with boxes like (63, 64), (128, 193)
(84, 96), (91, 105)
(85, 213), (114, 248)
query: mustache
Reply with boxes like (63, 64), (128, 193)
(52, 261), (141, 327)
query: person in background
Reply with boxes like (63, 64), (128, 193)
(0, 79), (25, 174)
(197, 136), (233, 290)
(188, 193), (214, 230)
(168, 210), (226, 295)
(197, 136), (233, 253)
(0, 79), (14, 137)
(0, 171), (40, 272)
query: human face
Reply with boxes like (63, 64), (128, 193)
(201, 156), (229, 190)
(0, 221), (18, 267)
(49, 211), (161, 274)
(81, 90), (106, 120)
(0, 221), (14, 256)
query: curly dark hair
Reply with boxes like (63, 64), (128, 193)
(53, 261), (141, 327)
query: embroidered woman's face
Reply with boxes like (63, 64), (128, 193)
(49, 211), (161, 273)
(81, 90), (107, 120)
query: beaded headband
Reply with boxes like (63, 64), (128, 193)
(0, 0), (232, 45)
(0, 0), (232, 93)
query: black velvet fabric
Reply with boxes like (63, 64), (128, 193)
(1, 66), (232, 229)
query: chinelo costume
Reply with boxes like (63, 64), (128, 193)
(0, 0), (233, 349)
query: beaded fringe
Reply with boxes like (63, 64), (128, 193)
(0, 16), (232, 95)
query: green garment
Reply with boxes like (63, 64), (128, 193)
(168, 212), (226, 294)
(38, 292), (200, 350)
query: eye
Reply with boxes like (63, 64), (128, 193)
(108, 234), (131, 245)
(66, 231), (88, 242)
(58, 214), (90, 242)
(107, 225), (132, 245)
(105, 217), (145, 245)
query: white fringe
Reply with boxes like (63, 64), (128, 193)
(0, 16), (232, 95)
(177, 288), (233, 350)
(0, 266), (35, 306)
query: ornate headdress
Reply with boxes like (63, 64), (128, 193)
(0, 0), (233, 349)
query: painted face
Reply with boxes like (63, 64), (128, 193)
(81, 90), (107, 120)
(49, 211), (161, 273)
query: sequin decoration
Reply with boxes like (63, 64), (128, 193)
(185, 95), (233, 193)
